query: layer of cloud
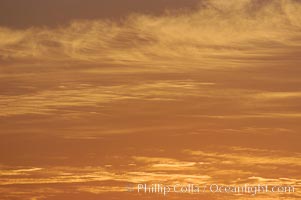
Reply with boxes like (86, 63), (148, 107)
(0, 0), (301, 68)
(1, 145), (300, 199)
(1, 1), (301, 199)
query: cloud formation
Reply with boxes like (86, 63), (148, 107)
(1, 1), (301, 200)
(1, 145), (300, 199)
(0, 0), (301, 68)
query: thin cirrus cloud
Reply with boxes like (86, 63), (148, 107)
(1, 0), (300, 122)
(1, 1), (301, 200)
(1, 146), (301, 198)
(0, 81), (214, 116)
(1, 79), (300, 117)
(0, 0), (301, 68)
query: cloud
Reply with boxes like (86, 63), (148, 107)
(1, 1), (301, 200)
(132, 156), (199, 171)
(1, 0), (300, 122)
(183, 148), (301, 166)
(255, 91), (301, 99)
(0, 80), (215, 116)
(1, 144), (301, 198)
(0, 0), (301, 68)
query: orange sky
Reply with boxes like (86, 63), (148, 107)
(0, 0), (301, 199)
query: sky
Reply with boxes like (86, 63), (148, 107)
(0, 0), (301, 199)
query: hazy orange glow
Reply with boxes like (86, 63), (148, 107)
(0, 0), (301, 199)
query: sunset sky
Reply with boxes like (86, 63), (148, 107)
(0, 0), (301, 199)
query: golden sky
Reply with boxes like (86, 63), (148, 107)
(0, 0), (301, 199)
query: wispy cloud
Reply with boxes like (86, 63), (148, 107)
(1, 1), (301, 199)
(0, 0), (301, 67)
(0, 80), (214, 116)
(1, 146), (300, 198)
